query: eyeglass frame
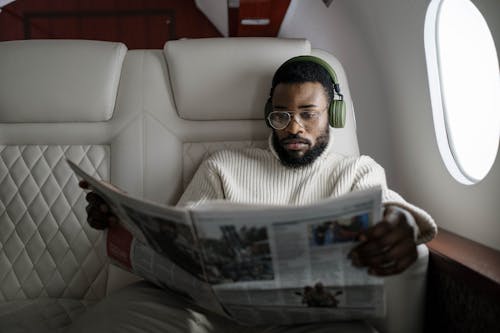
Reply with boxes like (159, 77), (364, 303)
(266, 107), (328, 130)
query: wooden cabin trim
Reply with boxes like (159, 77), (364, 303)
(22, 9), (177, 41)
(0, 1), (223, 47)
(228, 0), (290, 37)
(427, 228), (500, 293)
(425, 228), (500, 331)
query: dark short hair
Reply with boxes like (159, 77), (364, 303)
(270, 60), (335, 101)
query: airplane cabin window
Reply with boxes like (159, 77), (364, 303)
(425, 0), (500, 185)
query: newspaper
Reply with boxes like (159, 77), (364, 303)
(68, 159), (385, 325)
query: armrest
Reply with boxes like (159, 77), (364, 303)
(425, 228), (500, 332)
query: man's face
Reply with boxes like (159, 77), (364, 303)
(271, 82), (330, 167)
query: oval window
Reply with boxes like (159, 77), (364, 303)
(425, 0), (500, 185)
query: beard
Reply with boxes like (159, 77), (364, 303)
(272, 125), (330, 168)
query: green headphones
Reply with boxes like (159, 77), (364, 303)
(265, 55), (346, 128)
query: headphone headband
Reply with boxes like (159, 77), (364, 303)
(277, 55), (340, 94)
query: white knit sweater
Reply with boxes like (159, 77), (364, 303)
(178, 135), (437, 244)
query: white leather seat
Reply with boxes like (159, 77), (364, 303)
(0, 39), (136, 332)
(0, 37), (428, 333)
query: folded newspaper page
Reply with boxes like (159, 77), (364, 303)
(68, 159), (384, 325)
(190, 191), (384, 325)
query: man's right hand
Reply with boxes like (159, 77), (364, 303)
(79, 180), (119, 230)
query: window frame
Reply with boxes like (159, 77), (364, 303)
(424, 0), (500, 185)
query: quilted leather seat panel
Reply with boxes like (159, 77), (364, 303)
(0, 298), (94, 332)
(0, 145), (110, 302)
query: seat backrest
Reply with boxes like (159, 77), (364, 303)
(0, 39), (131, 301)
(119, 37), (359, 206)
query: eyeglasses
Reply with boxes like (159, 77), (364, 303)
(267, 109), (326, 130)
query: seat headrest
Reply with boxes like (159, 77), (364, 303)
(0, 40), (127, 123)
(164, 37), (311, 121)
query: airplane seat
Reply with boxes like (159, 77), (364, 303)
(0, 39), (141, 331)
(0, 37), (429, 333)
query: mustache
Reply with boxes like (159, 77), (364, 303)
(280, 134), (311, 146)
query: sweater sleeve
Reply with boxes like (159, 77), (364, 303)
(176, 158), (225, 208)
(351, 156), (437, 244)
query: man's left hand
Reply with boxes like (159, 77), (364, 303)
(348, 206), (417, 276)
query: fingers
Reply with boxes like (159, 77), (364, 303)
(84, 191), (117, 230)
(350, 238), (417, 276)
(368, 249), (418, 276)
(353, 238), (415, 268)
(85, 191), (104, 204)
(86, 202), (110, 229)
(352, 222), (412, 258)
(349, 207), (417, 276)
(79, 180), (89, 189)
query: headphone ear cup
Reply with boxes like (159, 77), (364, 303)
(329, 100), (346, 128)
(264, 98), (273, 128)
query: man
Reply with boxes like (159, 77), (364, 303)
(74, 56), (436, 332)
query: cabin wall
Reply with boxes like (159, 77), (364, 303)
(279, 0), (396, 183)
(282, 0), (500, 250)
(474, 0), (500, 58)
